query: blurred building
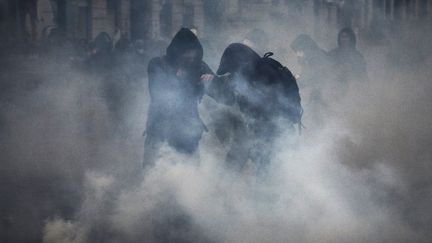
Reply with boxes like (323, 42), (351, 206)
(130, 0), (204, 41)
(0, 0), (431, 43)
(0, 0), (130, 42)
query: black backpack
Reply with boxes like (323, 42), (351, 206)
(255, 52), (303, 126)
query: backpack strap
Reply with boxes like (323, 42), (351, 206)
(263, 52), (274, 58)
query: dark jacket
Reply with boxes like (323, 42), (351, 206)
(146, 28), (212, 154)
(216, 43), (302, 171)
(328, 28), (368, 83)
(290, 34), (333, 88)
(217, 43), (301, 125)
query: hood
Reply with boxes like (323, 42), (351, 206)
(166, 28), (203, 65)
(217, 43), (261, 76)
(337, 27), (356, 48)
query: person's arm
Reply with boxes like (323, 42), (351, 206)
(200, 62), (236, 105)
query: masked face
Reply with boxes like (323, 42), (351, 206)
(178, 49), (200, 69)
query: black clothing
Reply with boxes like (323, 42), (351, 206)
(145, 56), (211, 154)
(218, 43), (301, 125)
(216, 43), (301, 172)
(329, 28), (368, 84)
(84, 32), (114, 73)
(144, 28), (215, 167)
(290, 34), (332, 88)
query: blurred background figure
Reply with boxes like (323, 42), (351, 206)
(290, 34), (334, 126)
(85, 32), (113, 73)
(216, 43), (301, 174)
(329, 27), (368, 86)
(143, 28), (215, 169)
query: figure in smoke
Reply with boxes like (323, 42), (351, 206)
(84, 32), (114, 73)
(143, 28), (216, 169)
(290, 34), (333, 125)
(290, 34), (332, 90)
(329, 27), (368, 86)
(216, 43), (302, 174)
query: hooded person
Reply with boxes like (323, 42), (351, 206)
(290, 34), (334, 126)
(328, 27), (368, 85)
(290, 34), (332, 89)
(85, 32), (114, 73)
(143, 28), (218, 168)
(216, 43), (301, 173)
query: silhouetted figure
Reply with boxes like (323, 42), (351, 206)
(143, 28), (216, 168)
(217, 43), (302, 173)
(329, 28), (368, 85)
(85, 32), (114, 73)
(290, 34), (333, 125)
(290, 34), (332, 89)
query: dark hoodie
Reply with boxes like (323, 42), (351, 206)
(328, 28), (368, 83)
(217, 43), (261, 78)
(217, 43), (301, 125)
(290, 34), (332, 87)
(85, 32), (114, 73)
(166, 28), (203, 68)
(216, 43), (301, 172)
(145, 28), (213, 155)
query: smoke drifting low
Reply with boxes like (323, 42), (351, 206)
(2, 7), (432, 243)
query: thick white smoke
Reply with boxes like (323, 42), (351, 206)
(1, 3), (432, 243)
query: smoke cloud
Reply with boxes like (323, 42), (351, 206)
(1, 3), (432, 243)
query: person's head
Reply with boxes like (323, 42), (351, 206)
(166, 28), (203, 69)
(338, 27), (356, 49)
(217, 43), (261, 77)
(290, 34), (320, 61)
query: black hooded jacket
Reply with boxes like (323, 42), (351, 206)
(328, 28), (368, 83)
(145, 28), (213, 153)
(217, 43), (261, 78)
(217, 43), (301, 125)
(290, 34), (332, 87)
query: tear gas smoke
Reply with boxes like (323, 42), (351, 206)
(1, 3), (432, 243)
